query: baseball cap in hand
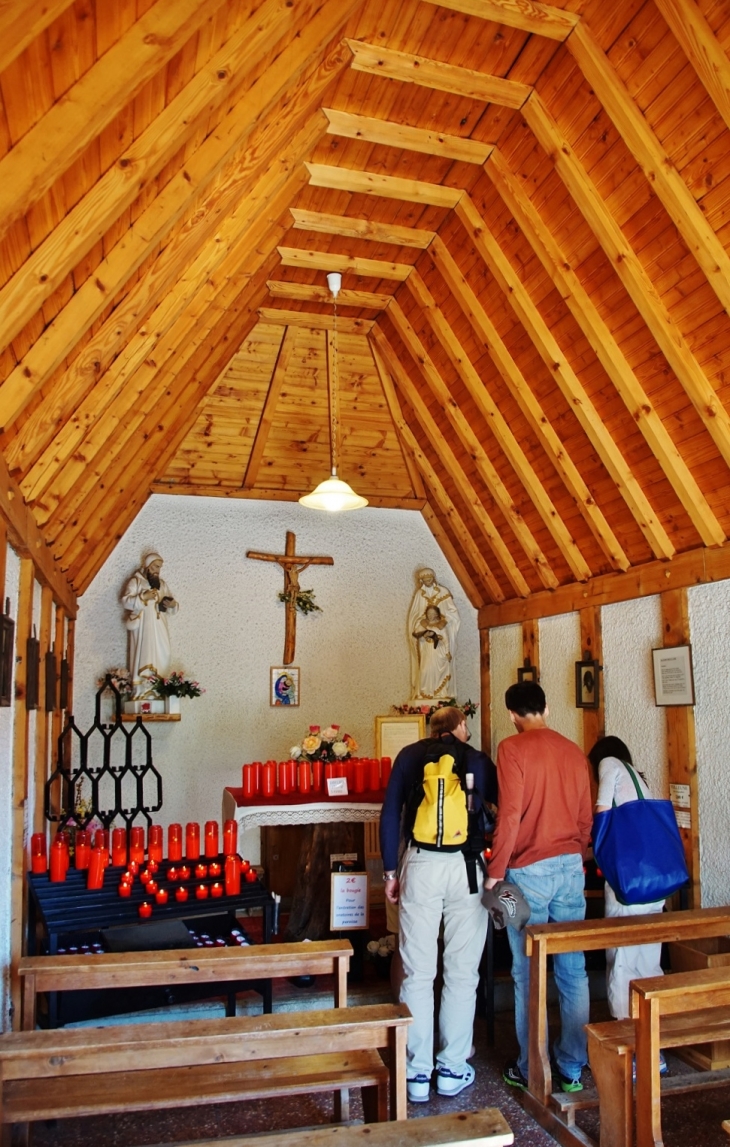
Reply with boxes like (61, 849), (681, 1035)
(482, 880), (530, 930)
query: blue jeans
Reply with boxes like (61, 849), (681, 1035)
(506, 853), (589, 1080)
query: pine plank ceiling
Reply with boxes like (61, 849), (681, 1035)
(1, 0), (730, 617)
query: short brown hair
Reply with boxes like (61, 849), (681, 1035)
(430, 706), (464, 736)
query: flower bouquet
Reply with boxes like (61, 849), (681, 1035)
(97, 668), (134, 699)
(392, 697), (479, 721)
(290, 724), (358, 763)
(149, 671), (204, 699)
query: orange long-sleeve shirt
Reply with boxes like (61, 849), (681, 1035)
(488, 726), (593, 880)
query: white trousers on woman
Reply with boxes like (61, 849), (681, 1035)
(397, 845), (488, 1076)
(604, 882), (664, 1020)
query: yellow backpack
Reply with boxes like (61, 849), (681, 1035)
(411, 751), (469, 849)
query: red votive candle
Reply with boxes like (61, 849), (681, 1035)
(252, 762), (262, 794)
(155, 888), (169, 905)
(146, 880), (158, 895)
(129, 826), (145, 864)
(204, 821), (219, 859)
(175, 885), (189, 902)
(93, 828), (109, 852)
(185, 822), (200, 860)
(369, 759), (380, 791)
(278, 761), (290, 795)
(168, 823), (183, 861)
(298, 761), (311, 795)
(208, 860), (222, 877)
(87, 847), (105, 891)
(138, 901), (153, 918)
(241, 859), (251, 873)
(50, 837), (67, 882)
(118, 881), (132, 898)
(31, 832), (47, 874)
(354, 761), (365, 793)
(242, 764), (255, 799)
(210, 882), (223, 898)
(147, 858), (159, 874)
(148, 824), (163, 863)
(111, 827), (127, 868)
(168, 866), (179, 881)
(245, 868), (258, 883)
(194, 862), (208, 879)
(262, 762), (275, 798)
(324, 763), (335, 782)
(140, 868), (152, 885)
(381, 758), (391, 788)
(223, 819), (237, 857)
(225, 855), (241, 896)
(128, 859), (139, 874)
(179, 864), (191, 880)
(195, 883), (209, 900)
(287, 760), (297, 790)
(74, 830), (90, 870)
(312, 760), (324, 792)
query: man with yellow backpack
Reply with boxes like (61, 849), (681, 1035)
(380, 706), (497, 1103)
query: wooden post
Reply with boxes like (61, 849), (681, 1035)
(33, 586), (53, 834)
(522, 618), (539, 674)
(479, 626), (491, 756)
(580, 605), (604, 758)
(10, 559), (35, 1028)
(661, 588), (700, 907)
(65, 618), (76, 715)
(50, 606), (66, 758)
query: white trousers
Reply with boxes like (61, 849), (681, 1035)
(398, 846), (488, 1075)
(604, 882), (664, 1020)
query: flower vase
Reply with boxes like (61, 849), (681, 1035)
(165, 695), (181, 715)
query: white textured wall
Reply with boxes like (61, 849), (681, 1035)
(602, 596), (666, 795)
(0, 546), (19, 1030)
(73, 496), (480, 860)
(539, 612), (582, 745)
(489, 623), (521, 759)
(689, 580), (730, 906)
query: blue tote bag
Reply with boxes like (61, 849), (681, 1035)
(592, 761), (689, 906)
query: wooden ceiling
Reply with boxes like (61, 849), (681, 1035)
(2, 0), (730, 615)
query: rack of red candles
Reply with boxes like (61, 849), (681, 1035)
(240, 756), (392, 799)
(31, 819), (261, 916)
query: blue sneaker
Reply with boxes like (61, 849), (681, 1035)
(436, 1063), (475, 1096)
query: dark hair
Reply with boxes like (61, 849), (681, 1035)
(430, 706), (464, 736)
(505, 681), (546, 716)
(587, 735), (632, 783)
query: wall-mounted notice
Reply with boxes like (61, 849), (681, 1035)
(330, 871), (369, 931)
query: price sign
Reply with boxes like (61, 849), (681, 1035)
(330, 871), (369, 931)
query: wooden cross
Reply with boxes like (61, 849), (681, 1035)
(247, 531), (333, 664)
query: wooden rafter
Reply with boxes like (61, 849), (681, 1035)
(653, 0), (730, 135)
(290, 208), (435, 248)
(305, 163), (463, 208)
(0, 0), (73, 74)
(420, 502), (486, 611)
(419, 0), (579, 41)
(323, 108), (493, 163)
(243, 327), (293, 489)
(485, 147), (726, 549)
(421, 244), (630, 571)
(277, 247), (413, 279)
(346, 39), (531, 108)
(456, 193), (677, 562)
(523, 93), (730, 475)
(257, 310), (373, 333)
(267, 282), (392, 309)
(406, 270), (594, 582)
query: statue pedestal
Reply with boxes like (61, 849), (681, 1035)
(124, 699), (165, 714)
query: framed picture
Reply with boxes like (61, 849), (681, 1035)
(375, 714), (426, 761)
(270, 666), (299, 707)
(652, 645), (695, 706)
(517, 665), (538, 683)
(575, 659), (600, 709)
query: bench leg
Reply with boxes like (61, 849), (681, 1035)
(635, 997), (663, 1147)
(333, 1088), (350, 1123)
(588, 1033), (633, 1147)
(361, 1081), (388, 1123)
(9, 1125), (29, 1147)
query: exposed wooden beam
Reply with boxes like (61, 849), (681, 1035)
(420, 0), (578, 41)
(479, 543), (730, 627)
(305, 162), (463, 208)
(372, 323), (531, 597)
(0, 0), (73, 74)
(277, 246), (413, 279)
(369, 343), (426, 500)
(0, 0), (360, 434)
(371, 340), (501, 603)
(257, 309), (373, 333)
(346, 39), (531, 107)
(0, 0), (231, 245)
(524, 92), (730, 474)
(654, 0), (730, 136)
(243, 327), (291, 489)
(485, 147), (726, 550)
(420, 502), (486, 611)
(150, 484), (426, 509)
(0, 0), (302, 356)
(290, 208), (435, 248)
(387, 305), (561, 590)
(456, 193), (676, 562)
(407, 270), (593, 582)
(34, 586), (54, 834)
(567, 22), (730, 319)
(10, 558), (34, 1026)
(323, 108), (493, 163)
(267, 281), (392, 309)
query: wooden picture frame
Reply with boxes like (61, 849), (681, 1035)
(270, 666), (299, 707)
(575, 659), (600, 709)
(517, 665), (538, 683)
(652, 645), (695, 706)
(375, 714), (426, 760)
(26, 633), (40, 711)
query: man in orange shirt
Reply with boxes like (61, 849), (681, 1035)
(485, 682), (592, 1094)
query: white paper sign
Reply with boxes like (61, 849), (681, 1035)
(330, 871), (369, 931)
(675, 809), (691, 830)
(670, 783), (691, 808)
(326, 776), (348, 797)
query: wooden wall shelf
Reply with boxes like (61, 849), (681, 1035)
(121, 713), (181, 722)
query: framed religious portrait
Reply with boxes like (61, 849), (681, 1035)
(575, 659), (600, 709)
(270, 666), (299, 707)
(375, 714), (426, 760)
(517, 664), (538, 684)
(652, 645), (695, 706)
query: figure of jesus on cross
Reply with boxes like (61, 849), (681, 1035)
(247, 531), (333, 664)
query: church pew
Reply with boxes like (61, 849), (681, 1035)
(19, 938), (352, 1029)
(0, 1002), (411, 1137)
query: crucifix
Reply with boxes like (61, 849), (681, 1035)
(247, 531), (334, 664)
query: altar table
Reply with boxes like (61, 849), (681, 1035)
(222, 787), (383, 835)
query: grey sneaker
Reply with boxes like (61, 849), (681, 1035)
(407, 1073), (431, 1102)
(436, 1063), (475, 1096)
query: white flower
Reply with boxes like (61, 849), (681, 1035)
(332, 740), (348, 758)
(322, 726), (339, 741)
(290, 746), (302, 759)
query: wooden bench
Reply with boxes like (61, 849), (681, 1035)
(0, 1001), (411, 1137)
(148, 1108), (515, 1147)
(19, 939), (352, 1029)
(586, 965), (730, 1147)
(522, 905), (730, 1147)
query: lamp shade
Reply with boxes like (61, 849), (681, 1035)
(299, 472), (368, 512)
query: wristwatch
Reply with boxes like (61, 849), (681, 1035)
(383, 871), (397, 882)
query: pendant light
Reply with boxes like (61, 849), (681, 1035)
(299, 272), (368, 512)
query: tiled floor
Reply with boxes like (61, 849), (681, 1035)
(31, 965), (730, 1147)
